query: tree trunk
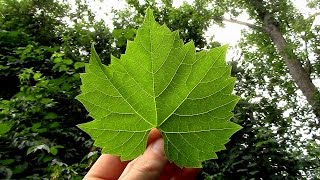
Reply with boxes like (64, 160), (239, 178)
(263, 15), (320, 120)
(246, 0), (320, 121)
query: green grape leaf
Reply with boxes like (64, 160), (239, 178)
(77, 8), (241, 167)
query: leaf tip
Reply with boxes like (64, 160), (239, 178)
(221, 44), (229, 49)
(76, 123), (84, 131)
(144, 7), (156, 25)
(75, 94), (85, 103)
(89, 43), (102, 66)
(145, 7), (154, 18)
(76, 122), (90, 133)
(90, 42), (95, 51)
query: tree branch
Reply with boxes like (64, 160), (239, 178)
(215, 16), (265, 31)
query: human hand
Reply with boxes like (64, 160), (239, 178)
(84, 129), (200, 180)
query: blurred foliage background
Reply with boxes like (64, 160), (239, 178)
(0, 0), (319, 179)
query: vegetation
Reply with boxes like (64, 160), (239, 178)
(0, 0), (319, 179)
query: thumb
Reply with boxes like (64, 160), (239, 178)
(119, 138), (167, 180)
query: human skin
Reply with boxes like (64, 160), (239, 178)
(84, 129), (200, 180)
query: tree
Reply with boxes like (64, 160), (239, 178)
(1, 0), (319, 179)
(114, 0), (320, 178)
(208, 0), (320, 177)
(212, 0), (320, 122)
(0, 0), (114, 178)
(109, 0), (318, 179)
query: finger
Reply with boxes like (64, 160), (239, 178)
(121, 128), (163, 178)
(147, 128), (161, 145)
(119, 155), (140, 178)
(84, 154), (128, 180)
(119, 138), (167, 180)
(84, 128), (162, 180)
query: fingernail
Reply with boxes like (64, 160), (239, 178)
(151, 138), (165, 156)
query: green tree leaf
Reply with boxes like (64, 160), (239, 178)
(26, 144), (50, 155)
(0, 122), (12, 135)
(76, 8), (241, 167)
